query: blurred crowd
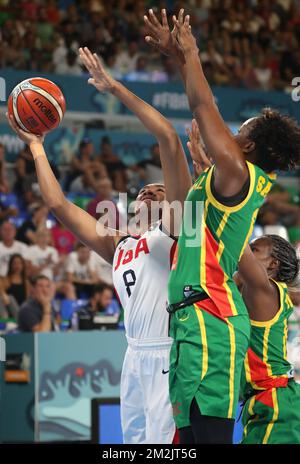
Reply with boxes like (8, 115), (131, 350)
(1, 0), (300, 90)
(0, 134), (167, 334)
(0, 0), (300, 375)
(0, 133), (299, 339)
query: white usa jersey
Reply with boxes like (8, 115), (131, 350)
(113, 223), (176, 341)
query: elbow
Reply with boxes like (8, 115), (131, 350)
(160, 125), (178, 144)
(192, 97), (216, 116)
(48, 198), (66, 214)
(45, 191), (66, 213)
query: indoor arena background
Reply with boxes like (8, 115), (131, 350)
(0, 0), (299, 444)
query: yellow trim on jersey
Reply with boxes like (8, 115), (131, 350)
(223, 275), (238, 316)
(200, 200), (210, 297)
(216, 239), (225, 262)
(283, 319), (288, 361)
(262, 327), (273, 377)
(216, 212), (229, 238)
(227, 320), (236, 418)
(262, 389), (279, 444)
(193, 174), (206, 190)
(205, 161), (256, 213)
(244, 351), (266, 391)
(194, 306), (208, 380)
(239, 208), (259, 260)
(250, 281), (285, 327)
(244, 353), (252, 385)
(243, 396), (257, 439)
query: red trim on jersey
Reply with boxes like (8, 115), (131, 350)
(255, 390), (274, 409)
(195, 298), (227, 322)
(247, 347), (289, 391)
(172, 428), (180, 444)
(170, 241), (177, 269)
(203, 225), (235, 317)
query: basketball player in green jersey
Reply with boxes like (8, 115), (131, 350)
(237, 236), (300, 444)
(144, 9), (300, 443)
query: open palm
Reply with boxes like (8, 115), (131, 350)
(78, 47), (116, 93)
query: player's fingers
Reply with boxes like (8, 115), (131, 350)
(79, 48), (93, 69)
(187, 141), (195, 156)
(184, 14), (190, 28)
(161, 8), (168, 27)
(84, 47), (98, 68)
(149, 8), (161, 27)
(87, 78), (97, 86)
(192, 119), (200, 140)
(186, 127), (192, 140)
(172, 15), (180, 29)
(145, 36), (160, 48)
(178, 8), (184, 25)
(144, 15), (159, 35)
(93, 53), (104, 71)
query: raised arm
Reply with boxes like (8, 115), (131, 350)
(79, 47), (192, 233)
(145, 9), (248, 197)
(238, 245), (273, 292)
(7, 115), (119, 264)
(237, 244), (279, 321)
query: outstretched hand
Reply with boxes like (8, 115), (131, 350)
(186, 119), (212, 177)
(6, 113), (44, 146)
(172, 10), (198, 56)
(78, 47), (117, 93)
(144, 8), (184, 62)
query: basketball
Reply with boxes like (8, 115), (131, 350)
(7, 77), (66, 135)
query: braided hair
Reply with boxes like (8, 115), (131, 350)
(265, 235), (299, 285)
(248, 108), (300, 172)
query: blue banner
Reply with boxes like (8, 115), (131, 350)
(1, 68), (299, 122)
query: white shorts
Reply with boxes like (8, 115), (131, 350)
(120, 337), (175, 444)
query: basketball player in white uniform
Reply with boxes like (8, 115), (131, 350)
(7, 47), (192, 443)
(114, 211), (177, 443)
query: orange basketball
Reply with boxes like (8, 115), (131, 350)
(7, 77), (66, 135)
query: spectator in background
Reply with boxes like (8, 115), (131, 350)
(98, 136), (127, 192)
(27, 227), (59, 280)
(252, 52), (273, 90)
(126, 55), (150, 81)
(77, 284), (115, 318)
(55, 49), (82, 76)
(0, 253), (30, 307)
(0, 201), (18, 224)
(67, 138), (107, 192)
(76, 283), (120, 330)
(0, 144), (10, 194)
(16, 204), (49, 244)
(14, 145), (37, 206)
(27, 226), (76, 300)
(138, 143), (163, 184)
(91, 251), (114, 286)
(66, 243), (99, 298)
(0, 221), (27, 277)
(18, 275), (56, 332)
(113, 39), (140, 74)
(51, 220), (76, 255)
(0, 279), (19, 319)
(87, 177), (119, 227)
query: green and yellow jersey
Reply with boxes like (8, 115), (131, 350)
(168, 161), (276, 319)
(240, 282), (300, 444)
(241, 281), (294, 399)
